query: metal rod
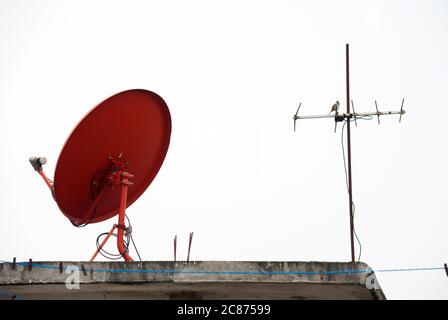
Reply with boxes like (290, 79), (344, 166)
(399, 98), (405, 122)
(346, 43), (355, 263)
(174, 235), (177, 262)
(375, 100), (380, 125)
(187, 232), (193, 262)
(351, 100), (357, 126)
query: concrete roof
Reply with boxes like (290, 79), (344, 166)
(0, 261), (385, 300)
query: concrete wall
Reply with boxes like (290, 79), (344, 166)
(0, 260), (385, 300)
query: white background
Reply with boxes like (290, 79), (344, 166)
(1, 0), (447, 299)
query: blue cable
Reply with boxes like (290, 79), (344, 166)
(0, 260), (445, 276)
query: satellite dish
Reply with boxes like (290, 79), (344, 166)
(30, 89), (172, 261)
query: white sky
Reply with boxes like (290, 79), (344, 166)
(1, 0), (447, 299)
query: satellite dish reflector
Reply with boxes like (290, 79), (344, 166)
(54, 89), (171, 225)
(30, 89), (172, 261)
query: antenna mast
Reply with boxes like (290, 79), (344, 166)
(346, 44), (355, 263)
(293, 44), (405, 263)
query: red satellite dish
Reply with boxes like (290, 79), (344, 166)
(29, 89), (172, 261)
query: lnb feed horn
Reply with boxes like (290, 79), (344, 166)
(29, 156), (47, 171)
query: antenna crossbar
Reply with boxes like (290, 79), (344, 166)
(293, 110), (405, 121)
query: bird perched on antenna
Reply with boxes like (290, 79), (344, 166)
(329, 101), (340, 114)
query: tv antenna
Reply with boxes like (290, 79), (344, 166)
(30, 89), (172, 262)
(293, 44), (405, 263)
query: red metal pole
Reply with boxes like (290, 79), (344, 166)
(88, 171), (134, 261)
(90, 224), (117, 262)
(117, 183), (133, 262)
(346, 43), (355, 263)
(38, 170), (53, 190)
